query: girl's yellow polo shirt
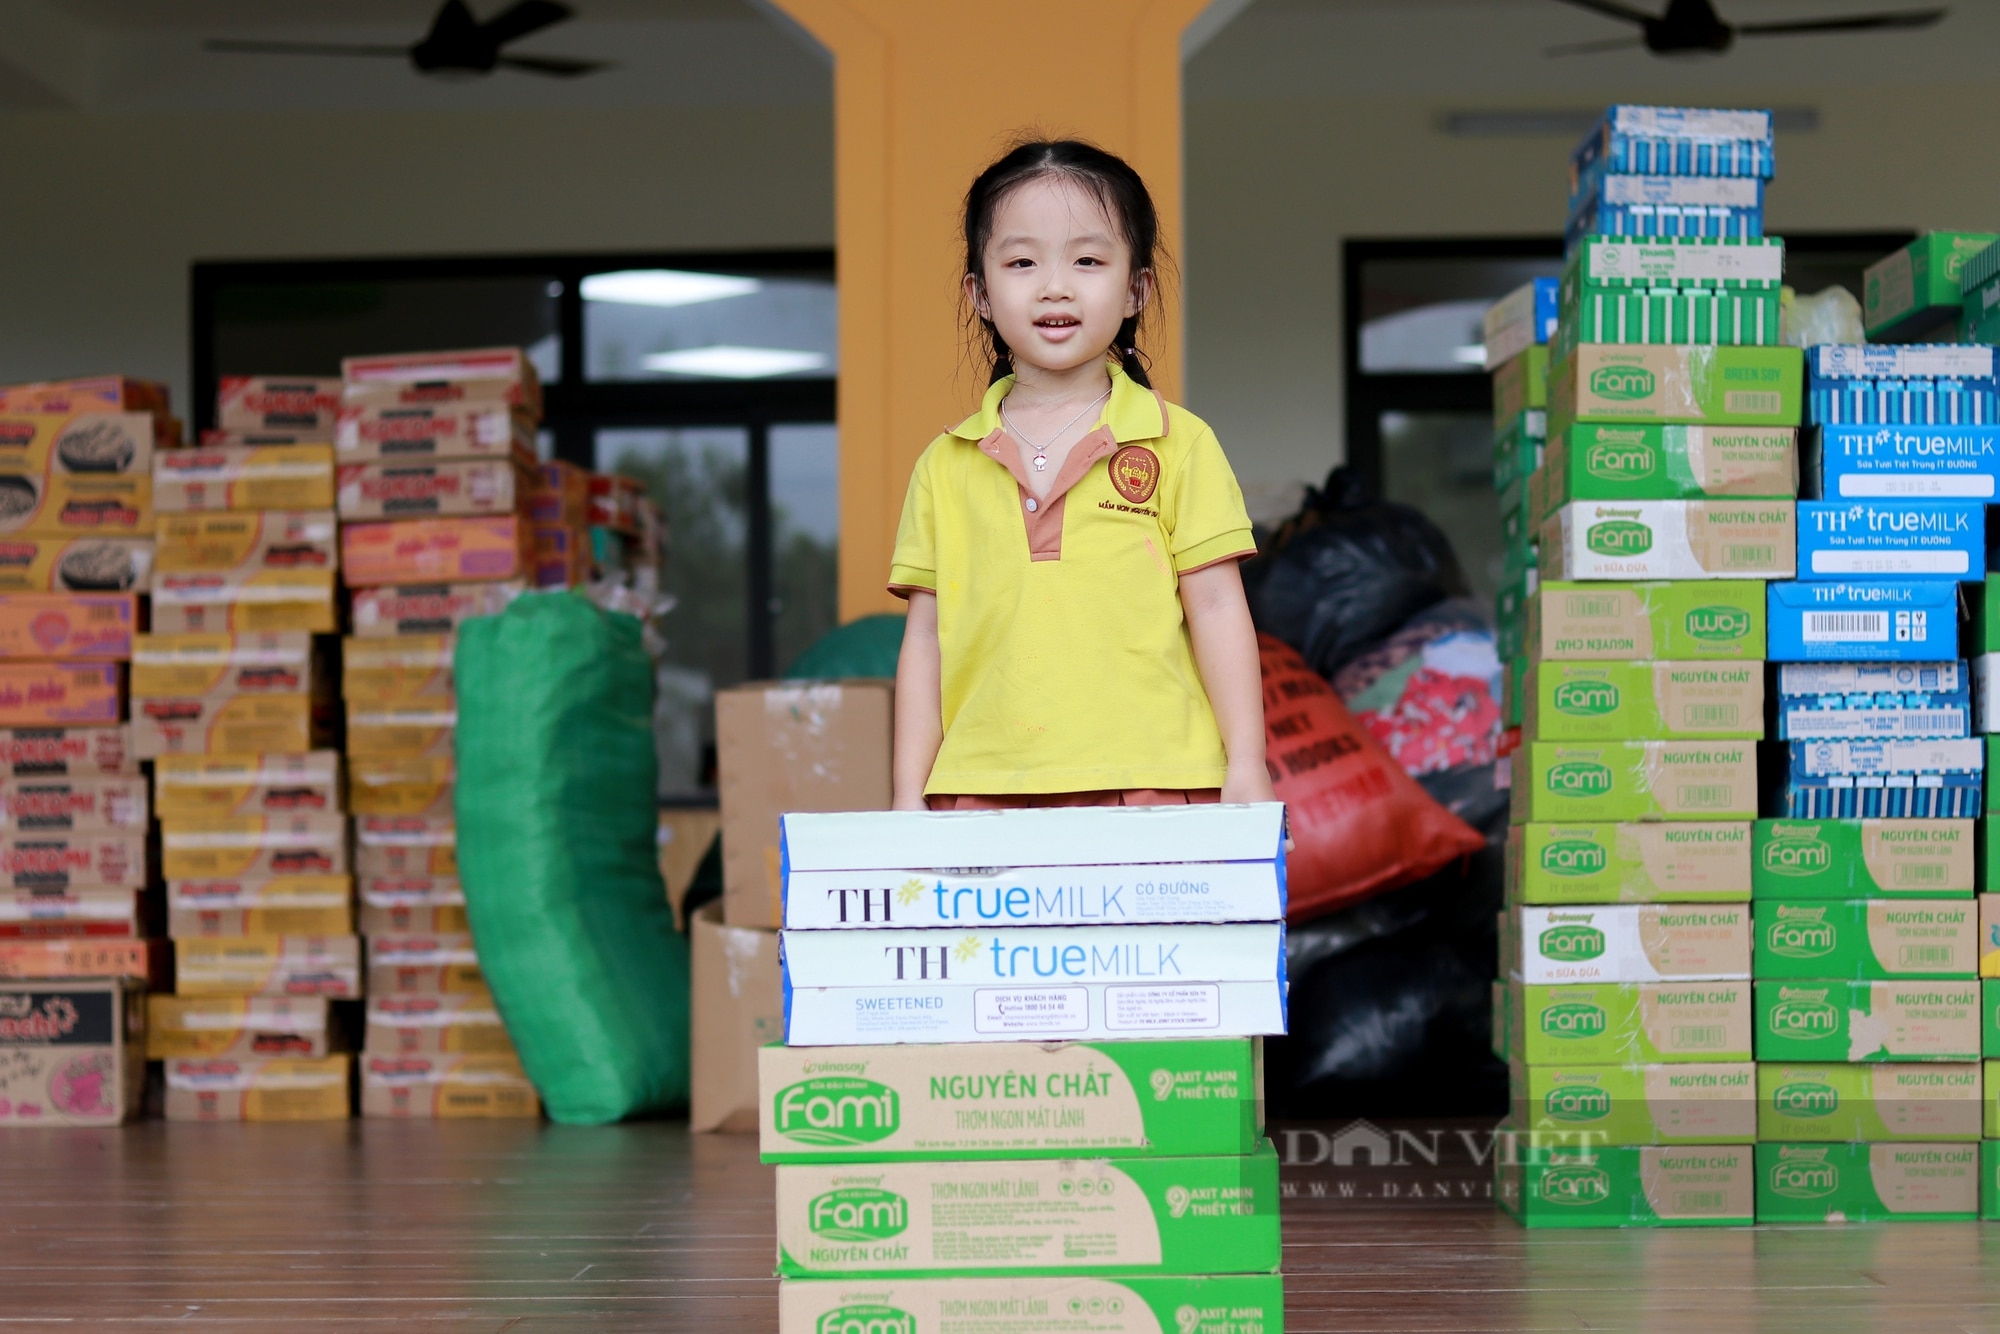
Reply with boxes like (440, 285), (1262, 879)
(889, 363), (1257, 796)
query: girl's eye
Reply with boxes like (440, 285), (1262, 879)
(1006, 258), (1035, 269)
(1076, 257), (1102, 267)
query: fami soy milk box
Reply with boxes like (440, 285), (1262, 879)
(775, 1275), (1286, 1334)
(1511, 1061), (1756, 1143)
(1753, 899), (1979, 979)
(1498, 1136), (1754, 1228)
(1511, 741), (1758, 823)
(1750, 819), (1974, 898)
(1756, 1142), (1977, 1222)
(1513, 905), (1749, 984)
(1540, 500), (1795, 581)
(1754, 981), (1981, 1062)
(1510, 981), (1752, 1064)
(1525, 661), (1762, 740)
(1526, 580), (1765, 661)
(1756, 1063), (1982, 1141)
(1506, 822), (1751, 904)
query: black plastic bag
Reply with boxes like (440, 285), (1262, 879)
(1245, 466), (1466, 678)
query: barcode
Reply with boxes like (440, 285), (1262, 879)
(1803, 611), (1888, 643)
(1683, 705), (1739, 726)
(1725, 391), (1783, 413)
(86, 606), (125, 623)
(1678, 784), (1735, 809)
(1670, 1025), (1727, 1048)
(1564, 594), (1623, 618)
(1673, 1191), (1727, 1211)
(1904, 713), (1964, 733)
(1897, 945), (1956, 967)
(1893, 864), (1946, 884)
(1725, 546), (1775, 566)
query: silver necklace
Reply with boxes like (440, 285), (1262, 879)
(1001, 387), (1111, 471)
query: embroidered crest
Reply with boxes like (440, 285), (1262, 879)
(1109, 445), (1160, 504)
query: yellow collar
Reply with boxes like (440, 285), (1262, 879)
(949, 359), (1165, 445)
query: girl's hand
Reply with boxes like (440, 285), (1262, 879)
(1221, 759), (1276, 806)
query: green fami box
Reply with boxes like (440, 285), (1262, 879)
(1987, 980), (2000, 1057)
(771, 1144), (1281, 1278)
(1525, 580), (1765, 661)
(1754, 981), (1982, 1062)
(757, 1040), (1262, 1163)
(1493, 346), (1549, 432)
(1756, 1142), (1978, 1223)
(1510, 1061), (1755, 1144)
(1991, 1060), (2000, 1136)
(1511, 981), (1752, 1064)
(1506, 821), (1751, 905)
(1510, 741), (1758, 823)
(1865, 232), (1999, 341)
(1985, 1139), (2000, 1220)
(1537, 424), (1796, 522)
(1552, 290), (1783, 362)
(1524, 661), (1763, 741)
(1492, 979), (1511, 1061)
(1753, 820), (1976, 900)
(1503, 653), (1528, 729)
(776, 1275), (1287, 1334)
(1495, 567), (1533, 661)
(1496, 1131), (1754, 1228)
(1755, 1062), (1982, 1141)
(1752, 899), (1979, 980)
(1548, 344), (1803, 435)
(1493, 409), (1546, 495)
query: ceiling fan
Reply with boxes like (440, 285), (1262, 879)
(205, 0), (609, 78)
(1549, 0), (1946, 56)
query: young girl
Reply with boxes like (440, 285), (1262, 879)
(890, 138), (1273, 812)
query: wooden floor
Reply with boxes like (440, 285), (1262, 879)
(3, 1122), (1998, 1331)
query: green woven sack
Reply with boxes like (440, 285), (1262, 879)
(784, 612), (905, 679)
(454, 592), (690, 1123)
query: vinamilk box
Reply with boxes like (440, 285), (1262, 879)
(1526, 580), (1765, 660)
(1510, 741), (1758, 823)
(1510, 981), (1752, 1064)
(772, 1144), (1280, 1278)
(1506, 821), (1751, 904)
(1754, 980), (1981, 1062)
(1775, 660), (1969, 741)
(1512, 905), (1749, 984)
(1497, 1136), (1754, 1228)
(1756, 1142), (1977, 1222)
(1525, 660), (1762, 740)
(1540, 500), (1795, 581)
(1754, 899), (1978, 979)
(1511, 1061), (1756, 1144)
(776, 1275), (1286, 1334)
(1751, 819), (1973, 898)
(1756, 1063), (1982, 1141)
(758, 1039), (1262, 1162)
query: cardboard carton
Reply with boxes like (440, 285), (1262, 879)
(1512, 905), (1749, 984)
(1986, 979), (2000, 1053)
(356, 837), (458, 879)
(159, 813), (348, 879)
(1511, 1061), (1756, 1144)
(1566, 236), (1784, 290)
(335, 401), (537, 462)
(340, 346), (542, 414)
(166, 874), (354, 938)
(346, 702), (455, 758)
(152, 752), (343, 819)
(347, 756), (454, 817)
(367, 932), (478, 983)
(0, 410), (152, 479)
(175, 934), (360, 998)
(772, 1144), (1279, 1278)
(0, 978), (142, 1125)
(366, 956), (484, 997)
(531, 522), (590, 588)
(1755, 980), (1980, 1062)
(340, 515), (534, 586)
(1756, 1063), (1981, 1141)
(1525, 580), (1765, 660)
(0, 937), (160, 983)
(1758, 1142), (1978, 1222)
(1538, 424), (1795, 523)
(154, 510), (337, 574)
(783, 922), (1282, 990)
(1510, 741), (1758, 823)
(1496, 1135), (1754, 1228)
(1492, 410), (1546, 496)
(1541, 500), (1795, 581)
(1864, 233), (2000, 341)
(1804, 423), (2000, 501)
(336, 457), (527, 522)
(0, 830), (143, 890)
(0, 472), (151, 538)
(777, 1276), (1282, 1334)
(528, 459), (591, 525)
(0, 725), (131, 777)
(364, 993), (513, 1056)
(359, 1052), (539, 1118)
(350, 580), (523, 637)
(1752, 819), (1973, 899)
(1985, 1139), (2000, 1219)
(660, 808), (719, 927)
(1778, 738), (1984, 821)
(0, 536), (152, 593)
(1483, 278), (1560, 371)
(1755, 898), (1978, 979)
(0, 662), (119, 727)
(0, 887), (139, 939)
(154, 444), (336, 512)
(217, 377), (341, 433)
(1505, 822), (1751, 904)
(1765, 578), (1960, 663)
(148, 569), (337, 634)
(1510, 981), (1751, 1064)
(1493, 978), (1511, 1061)
(1570, 105), (1775, 181)
(131, 631), (317, 698)
(1525, 660), (1760, 741)
(1982, 894), (2000, 978)
(357, 874), (466, 936)
(0, 377), (168, 416)
(1794, 498), (1983, 580)
(133, 694), (321, 759)
(0, 593), (135, 662)
(1549, 344), (1803, 434)
(689, 900), (781, 1133)
(147, 995), (333, 1059)
(1776, 660), (1968, 741)
(0, 776), (146, 833)
(758, 1035), (1261, 1162)
(718, 681), (892, 929)
(1492, 345), (1549, 430)
(342, 634), (452, 702)
(163, 1054), (351, 1121)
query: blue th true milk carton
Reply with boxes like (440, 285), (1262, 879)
(1794, 499), (1984, 581)
(1804, 423), (2000, 501)
(1765, 580), (1961, 663)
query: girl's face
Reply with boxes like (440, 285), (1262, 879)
(968, 176), (1152, 379)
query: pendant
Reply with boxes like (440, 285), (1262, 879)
(1032, 453), (1048, 471)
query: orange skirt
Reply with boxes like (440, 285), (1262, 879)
(927, 788), (1221, 811)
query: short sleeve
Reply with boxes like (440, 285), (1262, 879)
(887, 446), (939, 597)
(1165, 424), (1257, 575)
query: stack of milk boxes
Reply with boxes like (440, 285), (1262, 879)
(336, 348), (539, 1121)
(1495, 105), (1795, 1227)
(757, 805), (1287, 1333)
(148, 377), (354, 1123)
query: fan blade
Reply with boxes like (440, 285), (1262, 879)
(496, 52), (609, 76)
(1549, 0), (1658, 25)
(481, 0), (574, 46)
(205, 39), (411, 57)
(1546, 34), (1649, 53)
(1738, 9), (1945, 36)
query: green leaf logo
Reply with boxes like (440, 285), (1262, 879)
(775, 1077), (900, 1146)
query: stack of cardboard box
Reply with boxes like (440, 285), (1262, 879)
(147, 376), (352, 1122)
(763, 804), (1287, 1330)
(0, 376), (174, 1126)
(336, 348), (536, 1120)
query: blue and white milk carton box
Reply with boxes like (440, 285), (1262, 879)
(1766, 581), (1961, 662)
(1775, 662), (1970, 741)
(1805, 424), (2000, 500)
(1795, 500), (1984, 580)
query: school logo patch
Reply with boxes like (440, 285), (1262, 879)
(1109, 445), (1160, 504)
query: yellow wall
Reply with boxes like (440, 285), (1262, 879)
(768, 0), (1212, 619)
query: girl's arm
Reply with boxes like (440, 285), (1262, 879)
(892, 590), (944, 810)
(1180, 562), (1276, 804)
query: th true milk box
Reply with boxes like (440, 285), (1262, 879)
(1497, 1136), (1754, 1228)
(1525, 661), (1761, 741)
(1755, 981), (1982, 1063)
(1526, 580), (1764, 660)
(1765, 579), (1959, 663)
(1511, 981), (1752, 1064)
(1779, 737), (1984, 820)
(1484, 278), (1559, 371)
(1775, 661), (1969, 741)
(1506, 822), (1751, 905)
(1864, 233), (2000, 341)
(779, 805), (1286, 930)
(1756, 1063), (1982, 1141)
(1513, 906), (1750, 984)
(775, 1275), (1286, 1334)
(1804, 424), (2000, 500)
(1540, 500), (1795, 582)
(780, 923), (1285, 1047)
(1511, 741), (1758, 823)
(1547, 344), (1803, 434)
(1795, 499), (1984, 580)
(757, 1039), (1262, 1163)
(1511, 1061), (1756, 1144)
(1538, 424), (1795, 519)
(1753, 899), (1979, 980)
(1756, 1142), (1978, 1223)
(772, 1144), (1280, 1278)
(1751, 819), (1974, 899)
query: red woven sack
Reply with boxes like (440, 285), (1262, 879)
(1260, 633), (1484, 921)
